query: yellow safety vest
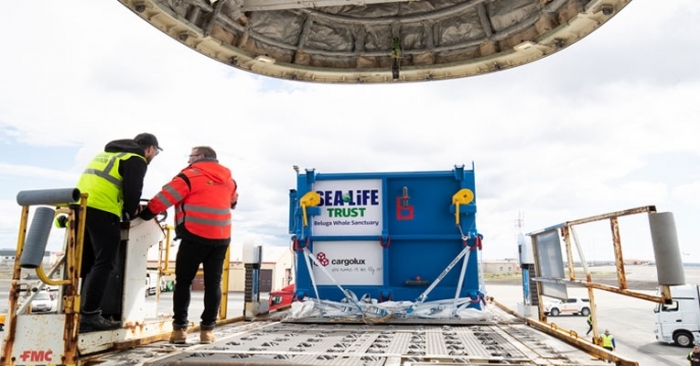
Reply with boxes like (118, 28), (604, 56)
(76, 152), (145, 217)
(691, 351), (700, 366)
(602, 334), (614, 348)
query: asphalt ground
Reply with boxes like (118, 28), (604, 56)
(486, 264), (697, 366)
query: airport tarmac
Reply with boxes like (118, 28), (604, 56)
(486, 264), (697, 366)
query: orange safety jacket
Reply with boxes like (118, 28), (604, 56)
(147, 159), (237, 240)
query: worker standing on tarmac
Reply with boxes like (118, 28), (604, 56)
(139, 146), (237, 345)
(688, 345), (700, 366)
(76, 133), (162, 332)
(601, 329), (616, 352)
(586, 314), (593, 335)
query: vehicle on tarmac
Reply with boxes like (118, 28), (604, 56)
(654, 284), (700, 347)
(268, 284), (294, 311)
(544, 297), (591, 317)
(145, 271), (158, 296)
(24, 291), (56, 313)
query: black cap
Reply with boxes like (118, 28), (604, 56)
(134, 133), (163, 151)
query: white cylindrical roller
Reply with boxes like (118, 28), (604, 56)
(649, 212), (685, 286)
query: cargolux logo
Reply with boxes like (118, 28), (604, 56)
(19, 349), (53, 362)
(315, 252), (366, 267)
(316, 252), (330, 266)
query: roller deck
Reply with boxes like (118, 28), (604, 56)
(83, 306), (609, 366)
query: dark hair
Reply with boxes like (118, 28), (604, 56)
(193, 146), (216, 159)
(134, 133), (162, 151)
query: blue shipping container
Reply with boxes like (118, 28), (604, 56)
(289, 164), (484, 310)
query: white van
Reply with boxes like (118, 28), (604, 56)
(145, 270), (158, 296)
(654, 284), (700, 347)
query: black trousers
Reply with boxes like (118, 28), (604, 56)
(80, 207), (121, 314)
(172, 239), (229, 329)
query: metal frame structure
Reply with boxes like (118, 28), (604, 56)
(1, 190), (236, 366)
(1, 195), (88, 365)
(526, 205), (674, 365)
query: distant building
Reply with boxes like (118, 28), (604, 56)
(147, 244), (293, 293)
(0, 249), (60, 267)
(482, 260), (521, 275)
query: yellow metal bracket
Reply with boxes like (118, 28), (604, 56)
(35, 266), (70, 286)
(300, 191), (321, 227)
(452, 188), (474, 225)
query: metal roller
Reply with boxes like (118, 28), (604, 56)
(649, 212), (686, 286)
(20, 207), (56, 269)
(16, 188), (80, 206)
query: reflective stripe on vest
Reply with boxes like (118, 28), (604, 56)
(172, 167), (234, 240)
(602, 334), (613, 348)
(175, 205), (231, 226)
(76, 152), (145, 216)
(83, 153), (125, 188)
(155, 183), (184, 208)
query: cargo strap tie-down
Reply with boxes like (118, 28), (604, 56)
(406, 234), (481, 314)
(301, 246), (367, 315)
(292, 236), (309, 251)
(379, 236), (391, 248)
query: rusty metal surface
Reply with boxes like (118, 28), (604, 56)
(565, 205), (656, 226)
(529, 203), (671, 344)
(535, 277), (665, 304)
(2, 200), (87, 365)
(561, 226), (575, 281)
(1, 205), (29, 364)
(610, 217), (628, 290)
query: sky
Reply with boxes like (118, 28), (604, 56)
(0, 0), (698, 263)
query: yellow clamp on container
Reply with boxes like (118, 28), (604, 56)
(452, 188), (474, 225)
(300, 191), (321, 227)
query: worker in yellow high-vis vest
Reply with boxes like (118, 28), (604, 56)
(601, 329), (616, 352)
(689, 345), (700, 366)
(76, 133), (162, 333)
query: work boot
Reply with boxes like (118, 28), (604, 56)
(200, 329), (215, 344)
(169, 329), (187, 344)
(79, 312), (121, 333)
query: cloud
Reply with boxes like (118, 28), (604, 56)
(0, 163), (77, 182)
(673, 182), (700, 209)
(0, 0), (699, 262)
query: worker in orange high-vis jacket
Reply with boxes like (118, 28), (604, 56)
(139, 146), (238, 345)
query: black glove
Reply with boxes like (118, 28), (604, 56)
(138, 206), (156, 221)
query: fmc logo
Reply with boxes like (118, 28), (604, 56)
(19, 349), (53, 362)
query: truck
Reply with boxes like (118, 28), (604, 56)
(1, 169), (643, 365)
(654, 284), (700, 347)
